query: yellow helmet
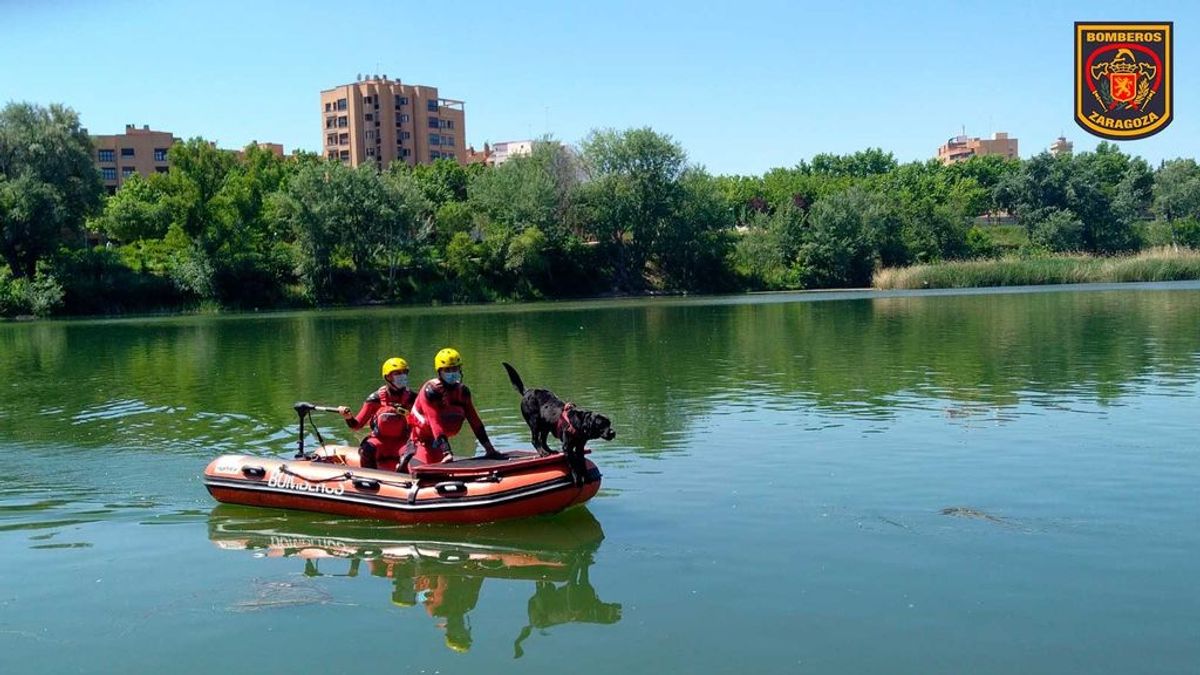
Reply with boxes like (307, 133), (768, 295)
(381, 357), (409, 378)
(434, 348), (462, 371)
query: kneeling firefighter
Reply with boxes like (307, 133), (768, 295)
(339, 357), (417, 469)
(399, 347), (502, 472)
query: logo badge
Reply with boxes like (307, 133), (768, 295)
(1075, 22), (1173, 139)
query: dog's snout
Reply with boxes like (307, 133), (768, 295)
(603, 428), (616, 440)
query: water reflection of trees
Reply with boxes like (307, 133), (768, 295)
(206, 505), (620, 656)
(2, 288), (1198, 452)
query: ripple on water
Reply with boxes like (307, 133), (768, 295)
(70, 399), (175, 424)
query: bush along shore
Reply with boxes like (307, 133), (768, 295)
(873, 247), (1200, 289)
(5, 101), (1200, 317)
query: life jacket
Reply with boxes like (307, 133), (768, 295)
(410, 379), (473, 442)
(369, 385), (415, 440)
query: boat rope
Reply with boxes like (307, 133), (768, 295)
(279, 465), (352, 483)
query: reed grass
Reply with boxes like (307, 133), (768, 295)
(873, 248), (1200, 290)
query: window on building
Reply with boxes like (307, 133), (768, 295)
(395, 95), (408, 106)
(121, 166), (136, 177)
(338, 116), (348, 128)
(401, 148), (410, 158)
(97, 149), (114, 162)
(339, 133), (349, 145)
(327, 150), (336, 160)
(366, 130), (374, 140)
(155, 166), (168, 173)
(365, 113), (373, 121)
(326, 134), (336, 146)
(427, 100), (438, 112)
(428, 117), (440, 129)
(121, 148), (135, 157)
(364, 96), (372, 104)
(337, 98), (347, 110)
(153, 148), (168, 162)
(339, 149), (350, 162)
(399, 113), (410, 123)
(324, 102), (332, 112)
(443, 136), (454, 148)
(326, 117), (335, 129)
(429, 133), (441, 146)
(101, 167), (117, 181)
(402, 131), (411, 140)
(366, 147), (375, 157)
(446, 120), (454, 129)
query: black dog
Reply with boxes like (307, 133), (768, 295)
(502, 363), (615, 479)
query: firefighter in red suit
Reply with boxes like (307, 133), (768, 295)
(338, 357), (417, 469)
(399, 347), (503, 472)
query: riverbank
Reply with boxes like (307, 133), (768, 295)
(873, 247), (1200, 290)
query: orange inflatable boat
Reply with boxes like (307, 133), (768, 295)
(204, 447), (600, 525)
(204, 402), (602, 524)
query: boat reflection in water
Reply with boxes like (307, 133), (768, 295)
(207, 505), (621, 655)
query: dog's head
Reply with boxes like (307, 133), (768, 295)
(580, 411), (615, 442)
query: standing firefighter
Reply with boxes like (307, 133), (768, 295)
(400, 347), (503, 472)
(339, 357), (417, 470)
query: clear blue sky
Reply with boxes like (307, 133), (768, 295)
(2, 0), (1195, 175)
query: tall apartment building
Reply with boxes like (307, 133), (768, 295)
(320, 75), (466, 169)
(91, 124), (179, 193)
(936, 132), (1018, 165)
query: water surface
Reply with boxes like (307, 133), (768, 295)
(1, 283), (1198, 673)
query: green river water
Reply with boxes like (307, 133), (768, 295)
(1, 283), (1198, 673)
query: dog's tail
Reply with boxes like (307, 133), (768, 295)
(502, 362), (526, 394)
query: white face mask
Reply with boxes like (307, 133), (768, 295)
(389, 374), (408, 389)
(442, 371), (463, 385)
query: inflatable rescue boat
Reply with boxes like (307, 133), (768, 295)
(203, 402), (601, 524)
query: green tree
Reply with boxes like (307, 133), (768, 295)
(400, 158), (476, 206)
(809, 148), (897, 178)
(0, 102), (103, 278)
(799, 186), (895, 288)
(91, 174), (172, 242)
(1153, 159), (1200, 230)
(652, 170), (734, 291)
(995, 146), (1146, 254)
(578, 127), (688, 291)
(1029, 207), (1085, 252)
(273, 161), (431, 303)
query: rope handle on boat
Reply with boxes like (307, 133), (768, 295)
(279, 464), (419, 491)
(279, 465), (352, 483)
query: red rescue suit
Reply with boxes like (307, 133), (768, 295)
(408, 379), (490, 464)
(347, 384), (417, 467)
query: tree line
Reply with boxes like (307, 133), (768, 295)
(3, 101), (1200, 317)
